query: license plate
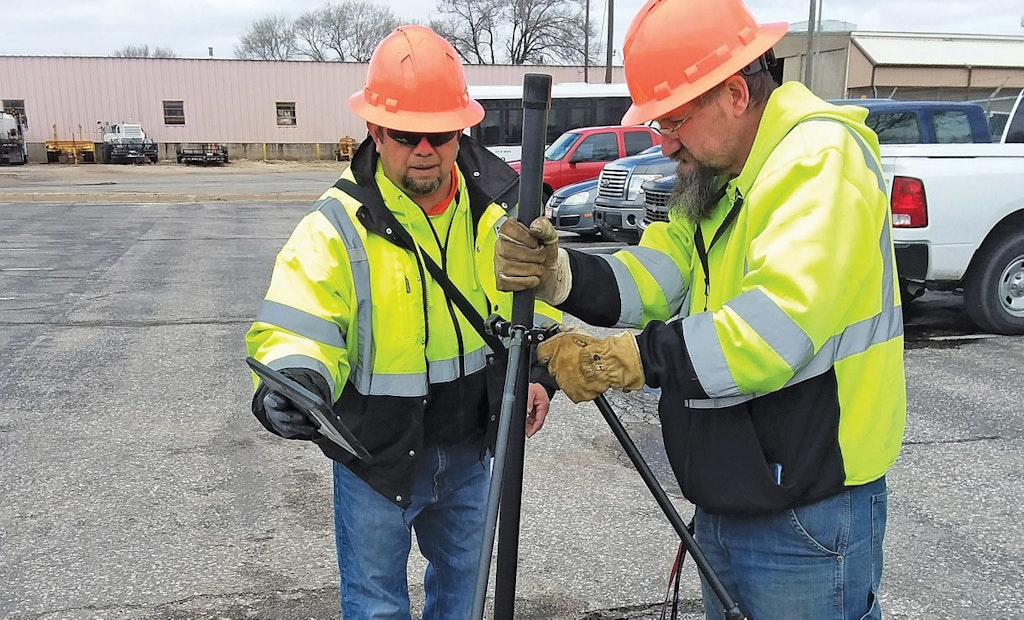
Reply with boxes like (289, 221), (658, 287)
(544, 206), (553, 218)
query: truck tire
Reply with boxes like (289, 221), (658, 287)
(963, 231), (1024, 335)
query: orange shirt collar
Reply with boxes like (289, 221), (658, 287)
(422, 167), (458, 217)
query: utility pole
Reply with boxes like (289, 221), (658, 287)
(605, 0), (614, 83)
(803, 0), (817, 91)
(584, 0), (590, 83)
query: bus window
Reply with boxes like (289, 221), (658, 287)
(595, 98), (631, 126)
(469, 82), (634, 161)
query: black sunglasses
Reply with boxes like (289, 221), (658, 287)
(385, 129), (460, 148)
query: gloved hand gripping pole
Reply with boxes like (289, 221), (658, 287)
(471, 73), (552, 620)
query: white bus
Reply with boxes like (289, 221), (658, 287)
(467, 82), (633, 161)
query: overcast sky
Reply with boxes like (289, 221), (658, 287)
(6, 0), (1024, 59)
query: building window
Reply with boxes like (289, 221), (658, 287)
(276, 102), (296, 126)
(3, 99), (27, 128)
(163, 100), (185, 125)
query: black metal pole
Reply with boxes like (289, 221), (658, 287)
(593, 394), (747, 620)
(471, 73), (552, 620)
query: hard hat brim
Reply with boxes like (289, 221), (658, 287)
(621, 21), (788, 126)
(349, 91), (485, 134)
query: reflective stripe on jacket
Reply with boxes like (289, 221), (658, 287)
(246, 135), (560, 506)
(562, 82), (906, 516)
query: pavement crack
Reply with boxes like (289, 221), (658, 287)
(904, 435), (1003, 446)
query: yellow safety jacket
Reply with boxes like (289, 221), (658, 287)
(561, 82), (906, 516)
(246, 136), (560, 506)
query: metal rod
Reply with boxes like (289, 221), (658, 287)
(493, 342), (531, 617)
(593, 394), (747, 620)
(471, 328), (528, 619)
(471, 72), (551, 620)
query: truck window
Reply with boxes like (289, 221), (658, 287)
(866, 112), (921, 144)
(1005, 107), (1024, 143)
(624, 130), (654, 156)
(2, 99), (27, 129)
(931, 110), (973, 143)
(574, 133), (618, 162)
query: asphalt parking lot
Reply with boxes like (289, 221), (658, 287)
(1, 162), (1022, 619)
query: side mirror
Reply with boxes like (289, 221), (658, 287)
(568, 151), (584, 164)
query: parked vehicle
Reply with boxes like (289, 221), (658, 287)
(852, 100), (995, 144)
(176, 143), (229, 165)
(884, 141), (1024, 333)
(508, 125), (660, 202)
(593, 145), (675, 243)
(468, 82), (633, 162)
(637, 175), (677, 236)
(99, 122), (158, 164)
(638, 93), (1024, 334)
(998, 90), (1024, 143)
(45, 123), (95, 163)
(545, 179), (600, 238)
(0, 110), (27, 165)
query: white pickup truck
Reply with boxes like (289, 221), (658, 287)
(887, 141), (1024, 335)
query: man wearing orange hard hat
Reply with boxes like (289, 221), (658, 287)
(495, 0), (906, 617)
(246, 25), (560, 619)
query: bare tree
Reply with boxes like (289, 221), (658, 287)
(235, 16), (298, 61)
(294, 7), (339, 61)
(344, 3), (402, 61)
(507, 0), (590, 64)
(291, 2), (399, 62)
(431, 0), (502, 64)
(112, 45), (177, 58)
(434, 0), (594, 65)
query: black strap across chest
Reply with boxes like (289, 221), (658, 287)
(333, 178), (507, 356)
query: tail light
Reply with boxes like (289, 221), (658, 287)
(890, 176), (927, 228)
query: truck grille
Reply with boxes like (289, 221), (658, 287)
(643, 189), (671, 224)
(597, 168), (628, 200)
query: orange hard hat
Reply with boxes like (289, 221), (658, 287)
(620, 0), (788, 126)
(349, 25), (484, 133)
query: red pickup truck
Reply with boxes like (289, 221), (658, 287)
(509, 125), (661, 201)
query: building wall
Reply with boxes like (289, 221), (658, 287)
(0, 55), (625, 159)
(775, 33), (852, 99)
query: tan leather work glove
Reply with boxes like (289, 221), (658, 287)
(495, 216), (571, 304)
(536, 329), (645, 403)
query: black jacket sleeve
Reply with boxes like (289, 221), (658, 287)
(557, 249), (622, 326)
(635, 319), (709, 399)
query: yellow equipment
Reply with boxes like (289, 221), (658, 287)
(45, 124), (96, 164)
(334, 136), (357, 161)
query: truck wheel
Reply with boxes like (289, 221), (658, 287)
(963, 231), (1024, 335)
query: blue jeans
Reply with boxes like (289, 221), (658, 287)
(695, 477), (887, 620)
(332, 440), (490, 620)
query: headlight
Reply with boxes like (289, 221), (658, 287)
(627, 174), (662, 200)
(562, 190), (592, 206)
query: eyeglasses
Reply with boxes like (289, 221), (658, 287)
(385, 129), (460, 148)
(655, 90), (715, 136)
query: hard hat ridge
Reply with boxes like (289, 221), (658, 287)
(620, 0), (788, 126)
(349, 25), (484, 133)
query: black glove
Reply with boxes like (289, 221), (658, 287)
(252, 368), (332, 441)
(263, 391), (318, 439)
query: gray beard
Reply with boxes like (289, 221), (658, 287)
(668, 162), (721, 223)
(401, 173), (443, 196)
